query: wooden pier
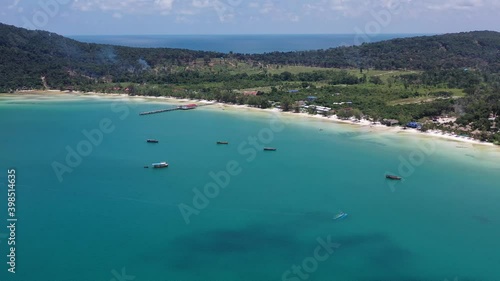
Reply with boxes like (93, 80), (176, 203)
(139, 103), (215, 116)
(139, 107), (179, 116)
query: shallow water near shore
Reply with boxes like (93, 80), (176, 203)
(1, 94), (500, 281)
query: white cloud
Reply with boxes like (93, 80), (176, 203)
(7, 0), (20, 9)
(425, 0), (485, 11)
(155, 0), (174, 11)
(66, 0), (499, 25)
(72, 0), (176, 15)
(192, 0), (211, 8)
(288, 13), (300, 22)
(303, 3), (325, 13)
(329, 0), (350, 11)
(178, 9), (198, 15)
(175, 15), (195, 23)
(310, 0), (495, 15)
(248, 2), (260, 8)
(260, 2), (275, 14)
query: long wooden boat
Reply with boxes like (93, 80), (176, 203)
(152, 162), (169, 168)
(386, 174), (402, 180)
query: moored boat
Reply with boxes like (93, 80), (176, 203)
(386, 174), (402, 180)
(147, 139), (159, 143)
(333, 212), (348, 220)
(152, 162), (169, 168)
(217, 141), (229, 145)
(264, 147), (277, 151)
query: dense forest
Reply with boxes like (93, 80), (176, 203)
(250, 31), (500, 71)
(0, 23), (499, 144)
(0, 23), (223, 91)
(1, 23), (500, 91)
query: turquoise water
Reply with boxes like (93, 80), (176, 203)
(1, 95), (500, 281)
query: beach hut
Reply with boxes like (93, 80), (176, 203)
(243, 91), (259, 96)
(382, 119), (400, 126)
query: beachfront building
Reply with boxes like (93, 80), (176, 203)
(303, 105), (331, 114)
(179, 104), (197, 110)
(243, 91), (259, 96)
(382, 119), (400, 126)
(315, 106), (331, 114)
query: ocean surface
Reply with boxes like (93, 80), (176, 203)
(68, 34), (429, 54)
(1, 94), (500, 281)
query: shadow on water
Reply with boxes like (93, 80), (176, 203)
(156, 223), (303, 273)
(134, 219), (485, 281)
(472, 215), (493, 224)
(138, 219), (419, 277)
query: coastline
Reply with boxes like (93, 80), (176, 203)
(6, 90), (499, 149)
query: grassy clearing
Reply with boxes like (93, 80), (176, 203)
(202, 59), (418, 79)
(389, 97), (447, 105)
(389, 88), (465, 105)
(265, 65), (331, 74)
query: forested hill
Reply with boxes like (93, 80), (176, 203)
(0, 23), (221, 91)
(249, 31), (500, 71)
(1, 22), (500, 91)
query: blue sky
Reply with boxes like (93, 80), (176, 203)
(1, 0), (499, 35)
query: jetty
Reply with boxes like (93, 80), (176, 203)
(139, 107), (179, 116)
(139, 103), (214, 116)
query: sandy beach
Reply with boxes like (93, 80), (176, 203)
(8, 90), (499, 149)
(207, 101), (497, 148)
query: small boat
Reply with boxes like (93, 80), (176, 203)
(144, 166), (149, 168)
(264, 147), (277, 151)
(333, 212), (348, 220)
(217, 141), (229, 145)
(152, 162), (169, 168)
(147, 139), (159, 143)
(386, 174), (402, 180)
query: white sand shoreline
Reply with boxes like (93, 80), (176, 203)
(6, 90), (499, 149)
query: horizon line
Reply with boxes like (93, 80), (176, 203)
(65, 33), (438, 37)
